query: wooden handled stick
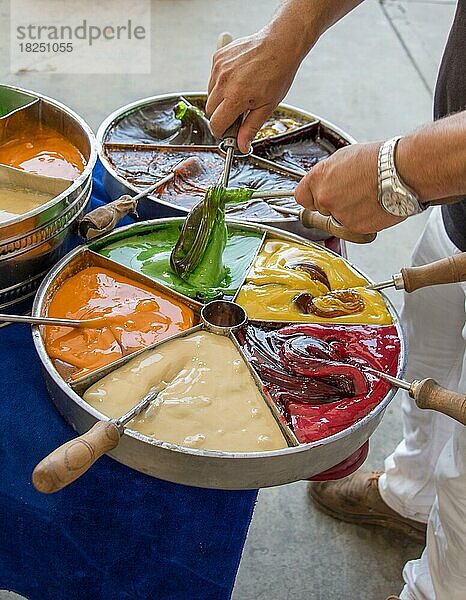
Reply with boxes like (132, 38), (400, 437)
(368, 368), (466, 426)
(410, 379), (466, 425)
(79, 171), (175, 240)
(269, 203), (377, 244)
(79, 195), (138, 240)
(400, 252), (466, 292)
(32, 421), (121, 494)
(217, 31), (233, 50)
(300, 210), (377, 244)
(32, 391), (157, 494)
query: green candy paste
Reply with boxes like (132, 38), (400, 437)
(224, 188), (255, 204)
(181, 198), (229, 295)
(174, 101), (206, 124)
(96, 223), (262, 301)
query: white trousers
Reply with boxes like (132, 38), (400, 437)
(378, 207), (466, 600)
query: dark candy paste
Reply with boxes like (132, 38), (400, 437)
(106, 97), (216, 146)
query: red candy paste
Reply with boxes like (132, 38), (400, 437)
(236, 323), (401, 443)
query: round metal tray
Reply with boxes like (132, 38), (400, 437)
(0, 84), (97, 314)
(32, 218), (405, 489)
(96, 92), (356, 241)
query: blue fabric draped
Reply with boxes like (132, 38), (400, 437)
(0, 161), (258, 600)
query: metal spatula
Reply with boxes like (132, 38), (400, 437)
(170, 185), (226, 276)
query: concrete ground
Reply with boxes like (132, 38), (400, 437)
(0, 0), (457, 598)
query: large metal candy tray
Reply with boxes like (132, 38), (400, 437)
(97, 93), (355, 241)
(32, 218), (405, 489)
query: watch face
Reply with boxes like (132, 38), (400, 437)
(382, 191), (419, 217)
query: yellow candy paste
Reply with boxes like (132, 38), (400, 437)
(235, 238), (392, 324)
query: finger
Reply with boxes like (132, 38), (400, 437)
(316, 205), (331, 216)
(217, 32), (233, 50)
(207, 68), (217, 96)
(205, 83), (224, 118)
(208, 48), (226, 97)
(209, 98), (244, 139)
(312, 192), (331, 216)
(236, 105), (274, 153)
(295, 175), (316, 212)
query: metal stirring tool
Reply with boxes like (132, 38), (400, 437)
(366, 252), (466, 293)
(364, 368), (466, 426)
(32, 390), (160, 494)
(0, 313), (110, 328)
(222, 186), (377, 244)
(78, 171), (176, 240)
(219, 114), (244, 188)
(169, 30), (243, 277)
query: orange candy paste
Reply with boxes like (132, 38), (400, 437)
(0, 123), (86, 179)
(44, 267), (195, 379)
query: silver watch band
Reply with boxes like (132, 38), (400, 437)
(378, 136), (426, 216)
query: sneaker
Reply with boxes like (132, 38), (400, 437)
(308, 470), (426, 544)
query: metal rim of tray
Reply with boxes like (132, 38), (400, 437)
(96, 92), (357, 224)
(32, 217), (407, 477)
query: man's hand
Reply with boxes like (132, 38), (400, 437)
(206, 31), (302, 153)
(206, 1), (364, 152)
(295, 141), (404, 234)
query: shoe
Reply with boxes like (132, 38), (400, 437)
(308, 470), (426, 544)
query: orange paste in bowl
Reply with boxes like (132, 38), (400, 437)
(44, 266), (195, 380)
(0, 123), (86, 179)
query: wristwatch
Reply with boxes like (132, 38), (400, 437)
(377, 136), (426, 217)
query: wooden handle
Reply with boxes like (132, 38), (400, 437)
(411, 378), (466, 425)
(401, 253), (466, 292)
(300, 210), (377, 244)
(32, 421), (121, 494)
(216, 32), (244, 143)
(79, 195), (138, 240)
(217, 31), (233, 50)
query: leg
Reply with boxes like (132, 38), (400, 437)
(379, 207), (465, 522)
(309, 208), (464, 545)
(400, 308), (466, 600)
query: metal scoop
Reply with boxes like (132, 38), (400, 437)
(32, 390), (159, 493)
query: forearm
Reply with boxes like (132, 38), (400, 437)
(264, 0), (364, 61)
(396, 111), (466, 203)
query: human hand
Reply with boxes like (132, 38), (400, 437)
(206, 30), (301, 153)
(295, 141), (405, 233)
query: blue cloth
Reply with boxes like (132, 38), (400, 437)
(0, 162), (258, 600)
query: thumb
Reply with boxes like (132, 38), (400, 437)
(237, 105), (274, 153)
